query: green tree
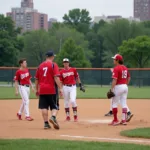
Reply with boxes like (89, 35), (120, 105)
(119, 36), (150, 68)
(63, 9), (92, 34)
(0, 15), (23, 66)
(99, 19), (145, 67)
(86, 20), (106, 67)
(21, 30), (53, 66)
(141, 21), (150, 36)
(56, 38), (91, 67)
(49, 26), (93, 60)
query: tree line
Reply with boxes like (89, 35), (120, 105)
(1, 8), (150, 68)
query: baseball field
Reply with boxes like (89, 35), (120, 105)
(0, 86), (150, 150)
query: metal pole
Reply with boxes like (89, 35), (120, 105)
(59, 38), (62, 52)
(101, 69), (102, 87)
(99, 41), (102, 87)
(11, 56), (15, 87)
(139, 69), (140, 88)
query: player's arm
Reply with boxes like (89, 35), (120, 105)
(29, 72), (35, 92)
(29, 79), (35, 92)
(59, 72), (63, 87)
(35, 68), (39, 96)
(35, 79), (39, 91)
(14, 80), (19, 96)
(14, 71), (20, 96)
(74, 69), (81, 84)
(54, 76), (62, 89)
(111, 68), (118, 91)
(111, 79), (117, 91)
(54, 76), (63, 97)
(127, 71), (131, 85)
(75, 69), (85, 92)
(53, 64), (63, 95)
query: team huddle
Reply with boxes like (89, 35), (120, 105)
(14, 51), (133, 129)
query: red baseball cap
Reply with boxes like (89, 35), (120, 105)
(112, 54), (123, 61)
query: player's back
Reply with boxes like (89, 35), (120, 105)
(114, 65), (129, 84)
(38, 61), (54, 84)
(38, 61), (55, 94)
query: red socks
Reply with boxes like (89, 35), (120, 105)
(65, 108), (70, 116)
(122, 108), (127, 121)
(112, 108), (118, 121)
(72, 107), (77, 116)
(65, 107), (78, 117)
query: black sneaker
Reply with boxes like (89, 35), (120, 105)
(104, 111), (113, 116)
(126, 112), (134, 122)
(44, 123), (51, 129)
(49, 116), (60, 130)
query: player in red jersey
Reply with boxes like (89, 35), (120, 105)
(60, 58), (85, 122)
(35, 51), (62, 130)
(109, 54), (131, 126)
(14, 58), (34, 121)
(104, 67), (133, 122)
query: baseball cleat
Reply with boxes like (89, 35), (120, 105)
(44, 123), (51, 129)
(120, 120), (127, 125)
(74, 115), (78, 122)
(25, 116), (34, 121)
(108, 120), (120, 126)
(49, 116), (60, 130)
(126, 112), (134, 122)
(66, 116), (71, 121)
(17, 113), (22, 120)
(105, 111), (113, 116)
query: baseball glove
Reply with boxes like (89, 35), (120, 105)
(79, 83), (85, 92)
(80, 86), (85, 92)
(107, 89), (115, 99)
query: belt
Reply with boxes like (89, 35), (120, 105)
(20, 84), (30, 87)
(64, 84), (75, 87)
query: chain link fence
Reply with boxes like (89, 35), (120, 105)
(0, 67), (150, 88)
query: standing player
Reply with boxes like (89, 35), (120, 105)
(35, 51), (62, 129)
(107, 54), (131, 125)
(60, 58), (85, 122)
(14, 58), (34, 121)
(105, 69), (133, 122)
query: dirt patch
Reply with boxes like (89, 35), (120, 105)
(0, 99), (150, 145)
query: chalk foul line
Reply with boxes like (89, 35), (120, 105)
(60, 135), (150, 143)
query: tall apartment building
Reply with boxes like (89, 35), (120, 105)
(134, 0), (150, 21)
(6, 0), (48, 32)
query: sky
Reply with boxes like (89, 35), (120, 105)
(0, 0), (133, 21)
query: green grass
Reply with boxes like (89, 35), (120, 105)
(121, 128), (150, 139)
(0, 86), (150, 99)
(0, 139), (150, 150)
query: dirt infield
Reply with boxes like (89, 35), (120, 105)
(0, 99), (150, 145)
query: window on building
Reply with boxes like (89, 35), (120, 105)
(20, 15), (24, 19)
(16, 15), (20, 20)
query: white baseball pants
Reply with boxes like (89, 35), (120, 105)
(18, 85), (30, 117)
(63, 85), (77, 108)
(112, 84), (128, 108)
